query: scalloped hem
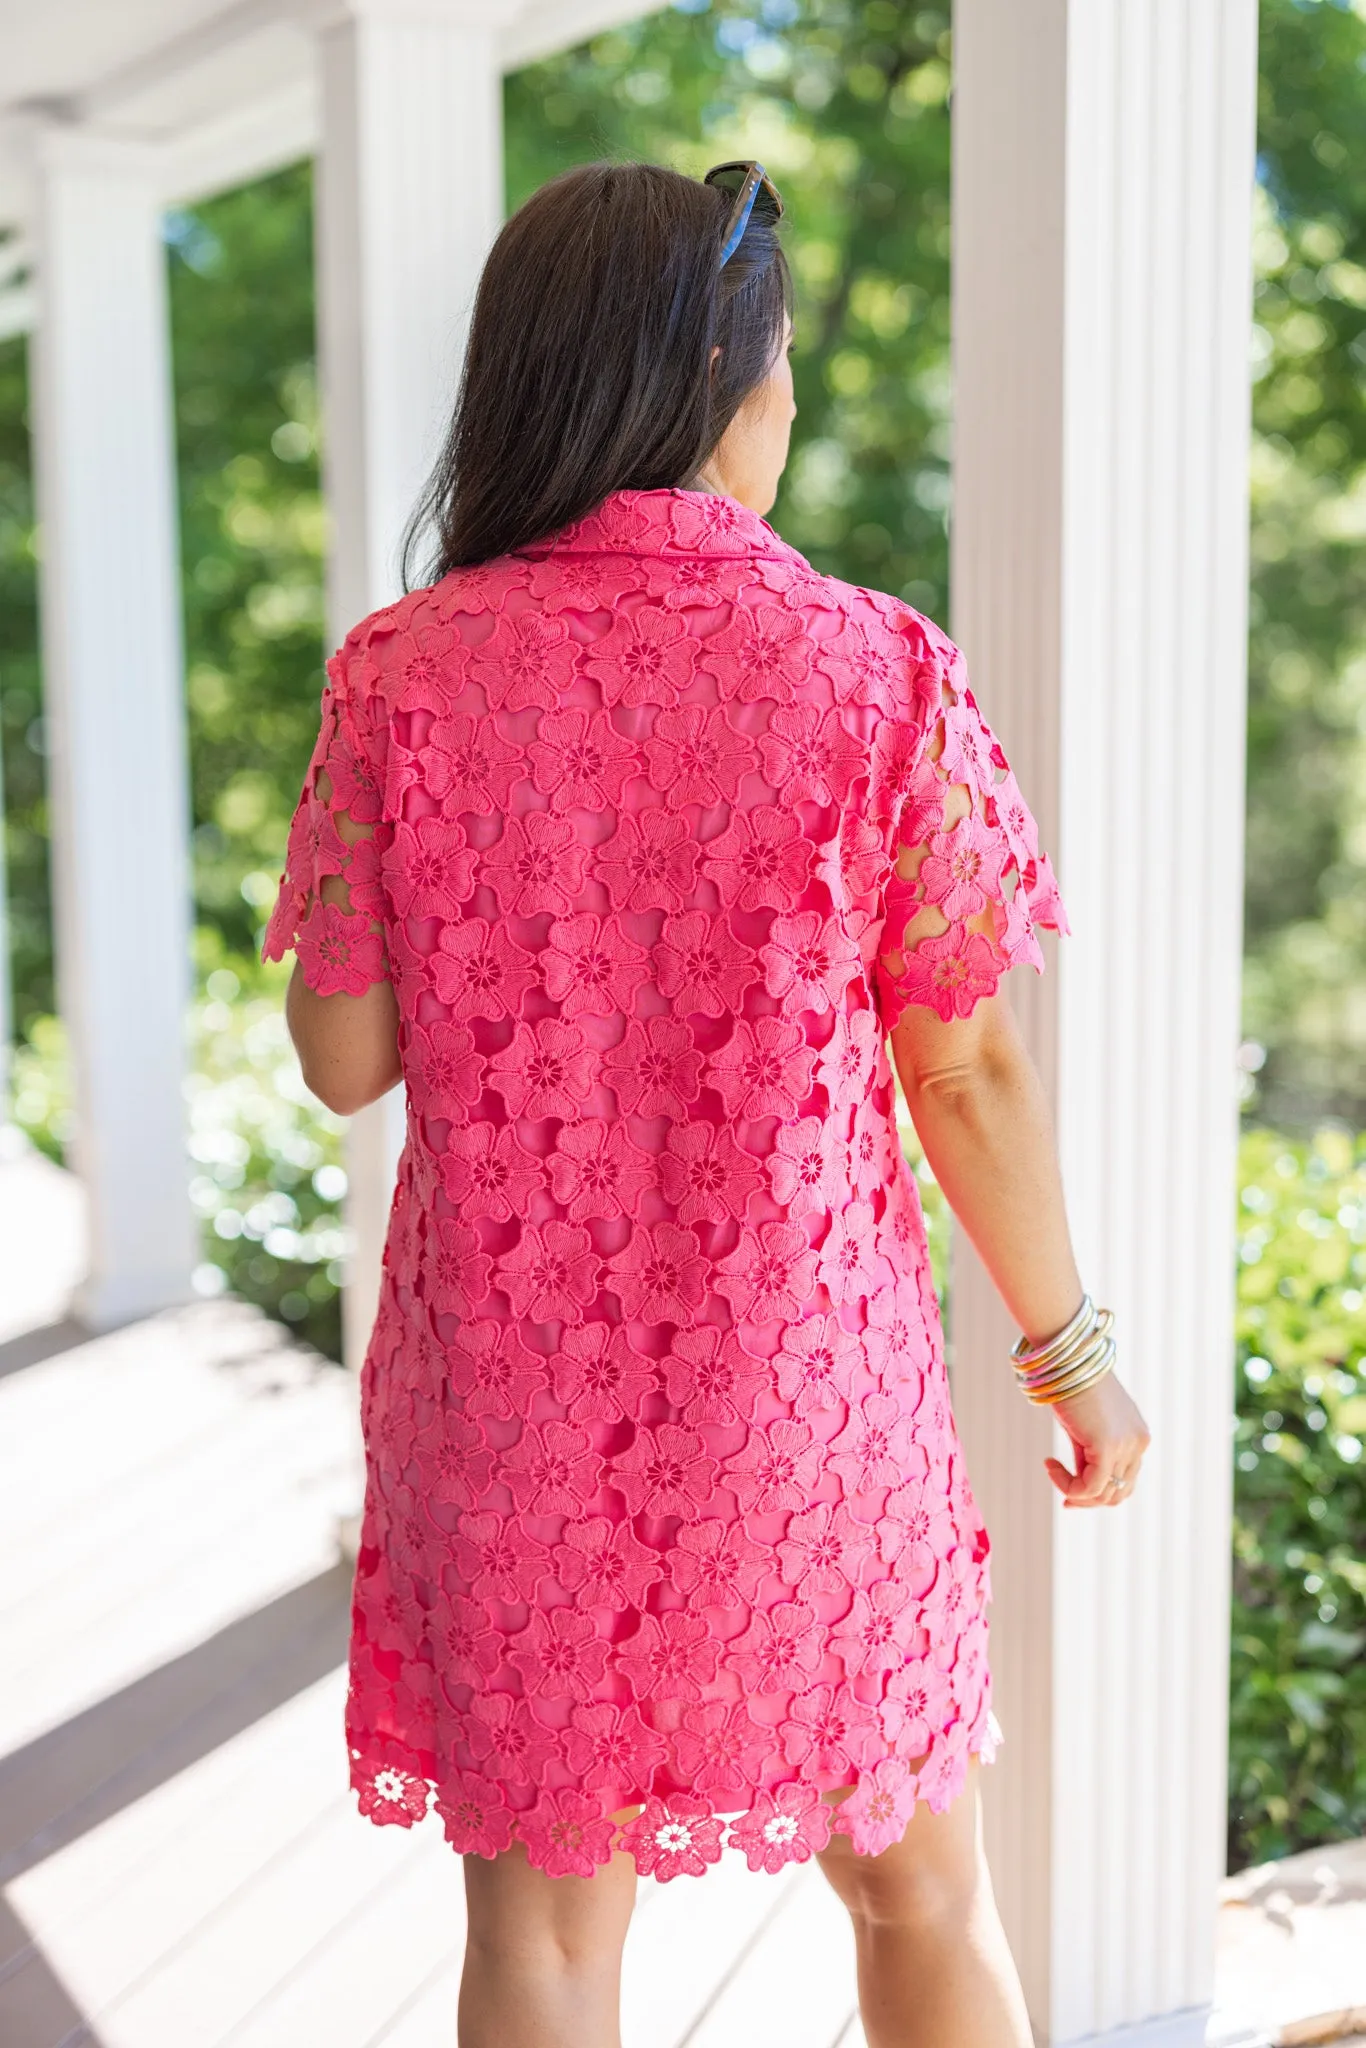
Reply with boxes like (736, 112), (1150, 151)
(347, 1707), (1003, 1880)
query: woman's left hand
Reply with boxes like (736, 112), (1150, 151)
(1043, 1370), (1152, 1507)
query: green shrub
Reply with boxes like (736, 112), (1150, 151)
(9, 1013), (71, 1166)
(184, 967), (348, 1359)
(898, 1112), (1366, 1874)
(1229, 1125), (1366, 1868)
(10, 981), (347, 1360)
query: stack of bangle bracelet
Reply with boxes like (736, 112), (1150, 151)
(1010, 1294), (1116, 1406)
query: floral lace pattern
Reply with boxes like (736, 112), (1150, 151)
(265, 487), (1066, 1879)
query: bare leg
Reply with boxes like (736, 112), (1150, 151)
(816, 1756), (1033, 2048)
(458, 1807), (639, 2048)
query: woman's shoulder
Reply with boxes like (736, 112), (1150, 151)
(809, 567), (960, 668)
(328, 559), (536, 691)
(744, 551), (961, 717)
(324, 504), (965, 731)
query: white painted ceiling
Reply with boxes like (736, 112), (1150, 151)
(0, 0), (258, 111)
(0, 0), (665, 240)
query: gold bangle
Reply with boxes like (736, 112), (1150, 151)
(1010, 1294), (1094, 1372)
(1028, 1360), (1115, 1408)
(1025, 1340), (1116, 1405)
(1008, 1297), (1117, 1407)
(1016, 1312), (1115, 1392)
(1016, 1314), (1111, 1381)
(1032, 1335), (1114, 1400)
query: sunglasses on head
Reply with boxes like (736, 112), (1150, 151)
(704, 160), (785, 267)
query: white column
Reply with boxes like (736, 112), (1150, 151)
(31, 128), (195, 1327)
(949, 6), (1258, 2043)
(309, 0), (509, 1368)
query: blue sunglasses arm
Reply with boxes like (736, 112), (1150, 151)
(719, 184), (761, 268)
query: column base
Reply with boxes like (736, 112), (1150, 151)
(1059, 2005), (1217, 2047)
(76, 1267), (195, 1332)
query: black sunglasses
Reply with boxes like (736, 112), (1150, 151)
(704, 160), (785, 268)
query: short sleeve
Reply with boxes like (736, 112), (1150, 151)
(874, 640), (1068, 1027)
(261, 655), (391, 997)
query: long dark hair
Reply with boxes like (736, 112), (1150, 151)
(402, 161), (791, 582)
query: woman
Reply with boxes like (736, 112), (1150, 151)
(267, 160), (1150, 2048)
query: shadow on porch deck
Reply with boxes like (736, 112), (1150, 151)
(0, 1139), (1363, 2048)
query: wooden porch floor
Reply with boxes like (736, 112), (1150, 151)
(0, 1280), (879, 2048)
(2, 1140), (1365, 2048)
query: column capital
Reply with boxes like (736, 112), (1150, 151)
(35, 120), (163, 184)
(0, 112), (164, 230)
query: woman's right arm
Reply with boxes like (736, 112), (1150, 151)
(264, 671), (400, 1117)
(889, 989), (1151, 1507)
(284, 794), (401, 1117)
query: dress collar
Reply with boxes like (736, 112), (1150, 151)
(516, 486), (804, 566)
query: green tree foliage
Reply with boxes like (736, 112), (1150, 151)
(506, 0), (954, 612)
(165, 164), (329, 978)
(0, 331), (50, 1038)
(1242, 0), (1366, 1126)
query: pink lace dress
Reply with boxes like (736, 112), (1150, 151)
(265, 486), (1067, 1880)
